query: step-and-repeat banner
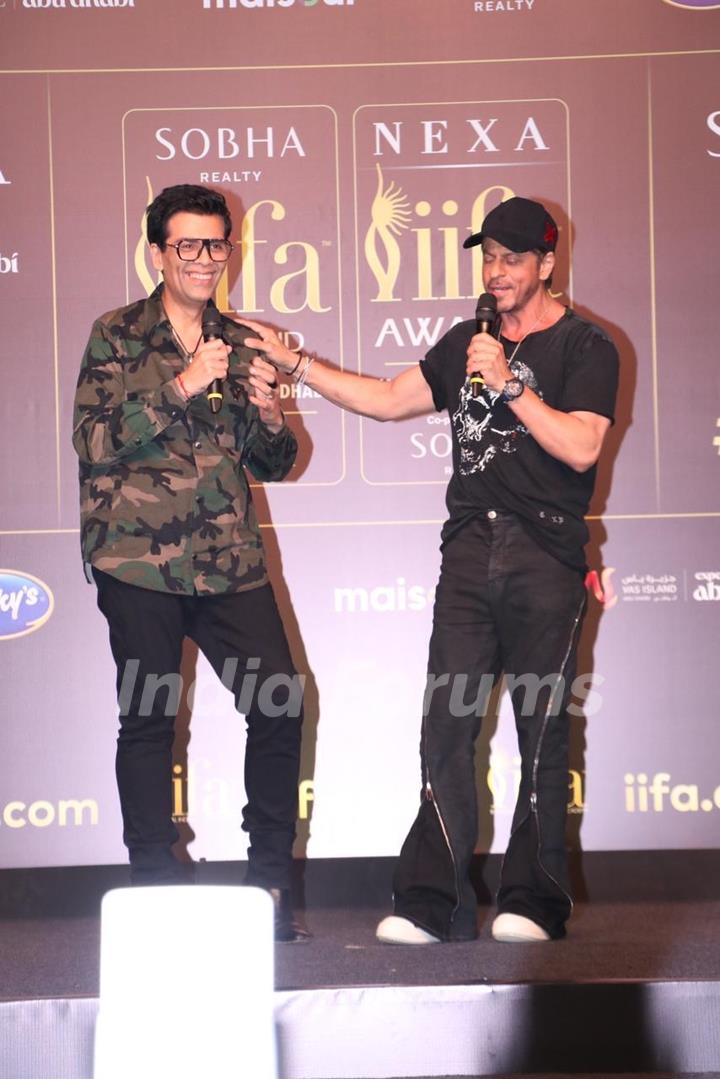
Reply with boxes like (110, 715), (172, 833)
(1, 0), (719, 868)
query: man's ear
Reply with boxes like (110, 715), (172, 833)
(150, 244), (164, 273)
(539, 250), (555, 282)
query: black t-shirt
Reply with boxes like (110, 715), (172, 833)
(419, 308), (619, 571)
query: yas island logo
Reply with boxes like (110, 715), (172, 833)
(0, 570), (54, 640)
(585, 567), (617, 610)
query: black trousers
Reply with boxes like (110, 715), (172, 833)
(94, 570), (303, 888)
(392, 512), (587, 941)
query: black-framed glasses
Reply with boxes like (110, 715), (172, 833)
(165, 238), (234, 262)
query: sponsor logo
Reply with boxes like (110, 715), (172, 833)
(692, 571), (720, 601)
(0, 251), (19, 274)
(410, 415), (453, 475)
(708, 111), (720, 157)
(618, 572), (679, 603)
(127, 109), (337, 318)
(473, 0), (536, 11)
(22, 0), (134, 8)
(334, 577), (435, 613)
(625, 772), (720, 813)
(202, 0), (354, 8)
(154, 125), (306, 162)
(1, 798), (98, 828)
(0, 570), (54, 640)
(585, 567), (618, 609)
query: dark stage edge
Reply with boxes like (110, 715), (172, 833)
(1, 853), (720, 1077)
(3, 849), (720, 918)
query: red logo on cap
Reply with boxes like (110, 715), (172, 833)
(544, 222), (557, 247)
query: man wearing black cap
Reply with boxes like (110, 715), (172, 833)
(241, 196), (619, 945)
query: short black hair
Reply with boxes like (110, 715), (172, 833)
(146, 184), (232, 246)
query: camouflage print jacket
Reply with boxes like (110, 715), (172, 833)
(72, 285), (297, 595)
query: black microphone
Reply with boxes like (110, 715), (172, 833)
(202, 306), (225, 414)
(470, 292), (497, 399)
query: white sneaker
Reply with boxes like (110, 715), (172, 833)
(491, 912), (550, 942)
(376, 915), (442, 945)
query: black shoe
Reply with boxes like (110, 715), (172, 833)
(130, 863), (196, 887)
(269, 888), (312, 943)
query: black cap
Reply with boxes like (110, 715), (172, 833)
(463, 196), (558, 253)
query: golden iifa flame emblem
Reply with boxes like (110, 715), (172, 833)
(364, 164), (411, 302)
(134, 176), (161, 297)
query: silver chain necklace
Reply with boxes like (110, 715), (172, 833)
(500, 300), (547, 366)
(165, 310), (203, 365)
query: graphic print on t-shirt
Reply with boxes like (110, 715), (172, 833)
(453, 359), (541, 475)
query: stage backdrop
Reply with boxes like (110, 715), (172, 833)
(1, 0), (719, 870)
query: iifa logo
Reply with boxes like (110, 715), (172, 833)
(0, 571), (54, 641)
(203, 0), (354, 8)
(136, 177), (330, 317)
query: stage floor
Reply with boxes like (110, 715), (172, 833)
(2, 899), (720, 1077)
(3, 900), (720, 1000)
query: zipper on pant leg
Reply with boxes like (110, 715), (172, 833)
(527, 594), (586, 911)
(423, 778), (461, 927)
(419, 699), (462, 928)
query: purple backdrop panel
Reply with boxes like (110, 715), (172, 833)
(652, 53), (720, 513)
(122, 104), (344, 485)
(354, 97), (569, 486)
(1, 0), (719, 868)
(0, 79), (58, 531)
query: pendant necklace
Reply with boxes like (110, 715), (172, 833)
(165, 309), (203, 365)
(501, 299), (547, 366)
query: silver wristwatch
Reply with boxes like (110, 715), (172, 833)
(500, 376), (525, 402)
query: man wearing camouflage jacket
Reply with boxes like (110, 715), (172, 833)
(72, 184), (306, 939)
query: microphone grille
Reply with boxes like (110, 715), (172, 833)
(475, 292), (497, 321)
(202, 306), (224, 337)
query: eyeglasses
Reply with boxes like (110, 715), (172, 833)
(164, 238), (234, 262)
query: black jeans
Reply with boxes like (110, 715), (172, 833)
(94, 570), (303, 888)
(392, 512), (587, 941)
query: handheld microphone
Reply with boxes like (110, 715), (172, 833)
(470, 292), (497, 399)
(202, 306), (225, 414)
